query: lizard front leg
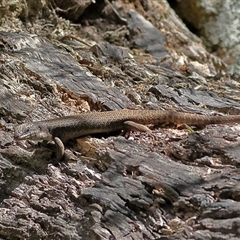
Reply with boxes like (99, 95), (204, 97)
(53, 137), (65, 161)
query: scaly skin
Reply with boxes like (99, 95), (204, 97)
(14, 109), (240, 142)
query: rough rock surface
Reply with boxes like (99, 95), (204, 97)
(0, 1), (240, 239)
(170, 0), (240, 75)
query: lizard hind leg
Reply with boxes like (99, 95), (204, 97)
(123, 121), (153, 137)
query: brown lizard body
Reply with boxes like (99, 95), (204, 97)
(14, 109), (240, 159)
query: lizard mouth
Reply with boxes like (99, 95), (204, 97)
(14, 131), (28, 140)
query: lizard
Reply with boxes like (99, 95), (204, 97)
(14, 109), (240, 160)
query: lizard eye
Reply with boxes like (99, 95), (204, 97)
(19, 126), (31, 139)
(22, 127), (30, 135)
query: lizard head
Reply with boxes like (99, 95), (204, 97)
(14, 123), (52, 141)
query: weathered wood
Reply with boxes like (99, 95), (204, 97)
(0, 3), (240, 239)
